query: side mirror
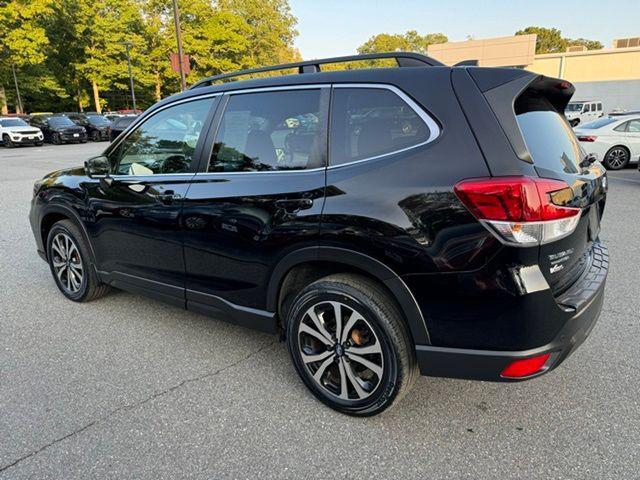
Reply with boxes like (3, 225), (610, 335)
(85, 155), (111, 178)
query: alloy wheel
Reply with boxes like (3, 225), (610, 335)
(297, 301), (384, 401)
(51, 233), (84, 294)
(607, 148), (628, 169)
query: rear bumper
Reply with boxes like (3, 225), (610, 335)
(415, 242), (608, 381)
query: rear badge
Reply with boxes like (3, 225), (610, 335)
(548, 248), (574, 274)
(550, 264), (564, 274)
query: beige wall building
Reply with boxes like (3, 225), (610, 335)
(428, 35), (640, 111)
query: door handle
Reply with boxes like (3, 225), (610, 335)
(275, 198), (313, 212)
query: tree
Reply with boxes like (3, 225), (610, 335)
(357, 30), (448, 55)
(566, 38), (603, 50)
(516, 26), (566, 54)
(516, 26), (603, 53)
(217, 0), (300, 65)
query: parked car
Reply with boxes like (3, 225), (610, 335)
(29, 53), (608, 416)
(0, 116), (43, 147)
(67, 113), (111, 141)
(108, 115), (137, 141)
(565, 100), (603, 126)
(30, 115), (88, 144)
(574, 115), (640, 169)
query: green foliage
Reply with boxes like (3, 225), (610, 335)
(0, 0), (300, 112)
(516, 26), (603, 54)
(357, 30), (448, 55)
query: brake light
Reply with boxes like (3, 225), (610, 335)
(577, 135), (597, 142)
(454, 177), (581, 246)
(501, 353), (551, 378)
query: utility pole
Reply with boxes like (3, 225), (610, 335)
(172, 0), (187, 91)
(123, 41), (137, 112)
(11, 64), (23, 114)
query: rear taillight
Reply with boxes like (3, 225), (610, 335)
(454, 176), (581, 246)
(501, 353), (551, 378)
(577, 135), (597, 142)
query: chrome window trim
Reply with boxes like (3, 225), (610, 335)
(105, 93), (222, 178)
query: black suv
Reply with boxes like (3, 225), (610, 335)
(30, 114), (88, 144)
(67, 113), (112, 141)
(29, 53), (608, 416)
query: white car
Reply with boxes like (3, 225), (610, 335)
(574, 115), (640, 170)
(0, 117), (44, 147)
(565, 100), (603, 127)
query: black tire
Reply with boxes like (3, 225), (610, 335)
(90, 130), (100, 142)
(286, 274), (417, 416)
(52, 133), (61, 145)
(603, 146), (630, 170)
(46, 220), (110, 302)
(36, 141), (43, 146)
(570, 119), (579, 127)
(3, 134), (14, 148)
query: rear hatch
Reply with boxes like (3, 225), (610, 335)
(514, 77), (607, 294)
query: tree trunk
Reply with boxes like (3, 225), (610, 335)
(78, 88), (84, 113)
(92, 80), (101, 113)
(0, 86), (7, 115)
(155, 72), (162, 102)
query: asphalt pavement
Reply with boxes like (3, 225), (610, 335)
(1, 143), (639, 479)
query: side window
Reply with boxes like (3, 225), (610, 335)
(627, 120), (640, 132)
(208, 89), (326, 172)
(584, 104), (591, 112)
(614, 121), (628, 132)
(330, 87), (431, 166)
(110, 97), (214, 175)
(597, 103), (602, 111)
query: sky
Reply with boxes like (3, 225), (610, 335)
(290, 0), (640, 59)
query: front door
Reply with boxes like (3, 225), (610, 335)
(181, 87), (329, 324)
(85, 96), (218, 300)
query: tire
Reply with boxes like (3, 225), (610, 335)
(52, 133), (61, 145)
(3, 134), (14, 148)
(603, 146), (630, 170)
(46, 220), (110, 302)
(90, 130), (100, 142)
(286, 274), (417, 416)
(570, 119), (579, 127)
(36, 142), (43, 146)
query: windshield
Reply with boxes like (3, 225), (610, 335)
(580, 117), (617, 129)
(565, 103), (584, 112)
(48, 117), (76, 127)
(87, 115), (110, 125)
(0, 118), (28, 127)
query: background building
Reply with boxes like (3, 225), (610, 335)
(428, 35), (640, 113)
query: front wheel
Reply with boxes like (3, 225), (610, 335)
(3, 134), (14, 148)
(286, 274), (417, 416)
(603, 146), (630, 170)
(46, 220), (110, 302)
(51, 133), (61, 145)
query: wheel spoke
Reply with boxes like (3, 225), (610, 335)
(306, 306), (333, 342)
(340, 311), (364, 343)
(69, 270), (80, 291)
(52, 259), (65, 268)
(346, 341), (382, 356)
(56, 264), (66, 281)
(312, 356), (334, 382)
(301, 350), (333, 364)
(65, 268), (72, 290)
(338, 360), (349, 399)
(299, 323), (333, 346)
(346, 352), (383, 377)
(52, 240), (65, 259)
(344, 361), (368, 399)
(329, 301), (342, 341)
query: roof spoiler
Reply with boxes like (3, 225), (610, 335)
(454, 59), (479, 67)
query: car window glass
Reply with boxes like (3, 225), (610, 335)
(584, 104), (591, 112)
(329, 88), (430, 166)
(110, 98), (214, 175)
(0, 118), (28, 127)
(209, 89), (325, 172)
(613, 121), (629, 132)
(627, 120), (640, 132)
(597, 103), (602, 110)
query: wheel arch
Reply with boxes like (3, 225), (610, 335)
(40, 205), (96, 263)
(267, 247), (431, 345)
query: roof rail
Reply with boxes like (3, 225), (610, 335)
(188, 52), (444, 90)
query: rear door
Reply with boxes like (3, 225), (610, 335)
(514, 82), (607, 294)
(623, 119), (640, 161)
(181, 86), (329, 320)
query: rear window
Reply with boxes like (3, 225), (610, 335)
(515, 94), (582, 174)
(581, 117), (617, 129)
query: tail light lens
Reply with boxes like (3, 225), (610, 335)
(454, 177), (581, 246)
(577, 135), (597, 142)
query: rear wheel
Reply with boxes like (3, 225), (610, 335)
(46, 220), (110, 302)
(286, 274), (416, 416)
(603, 146), (629, 170)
